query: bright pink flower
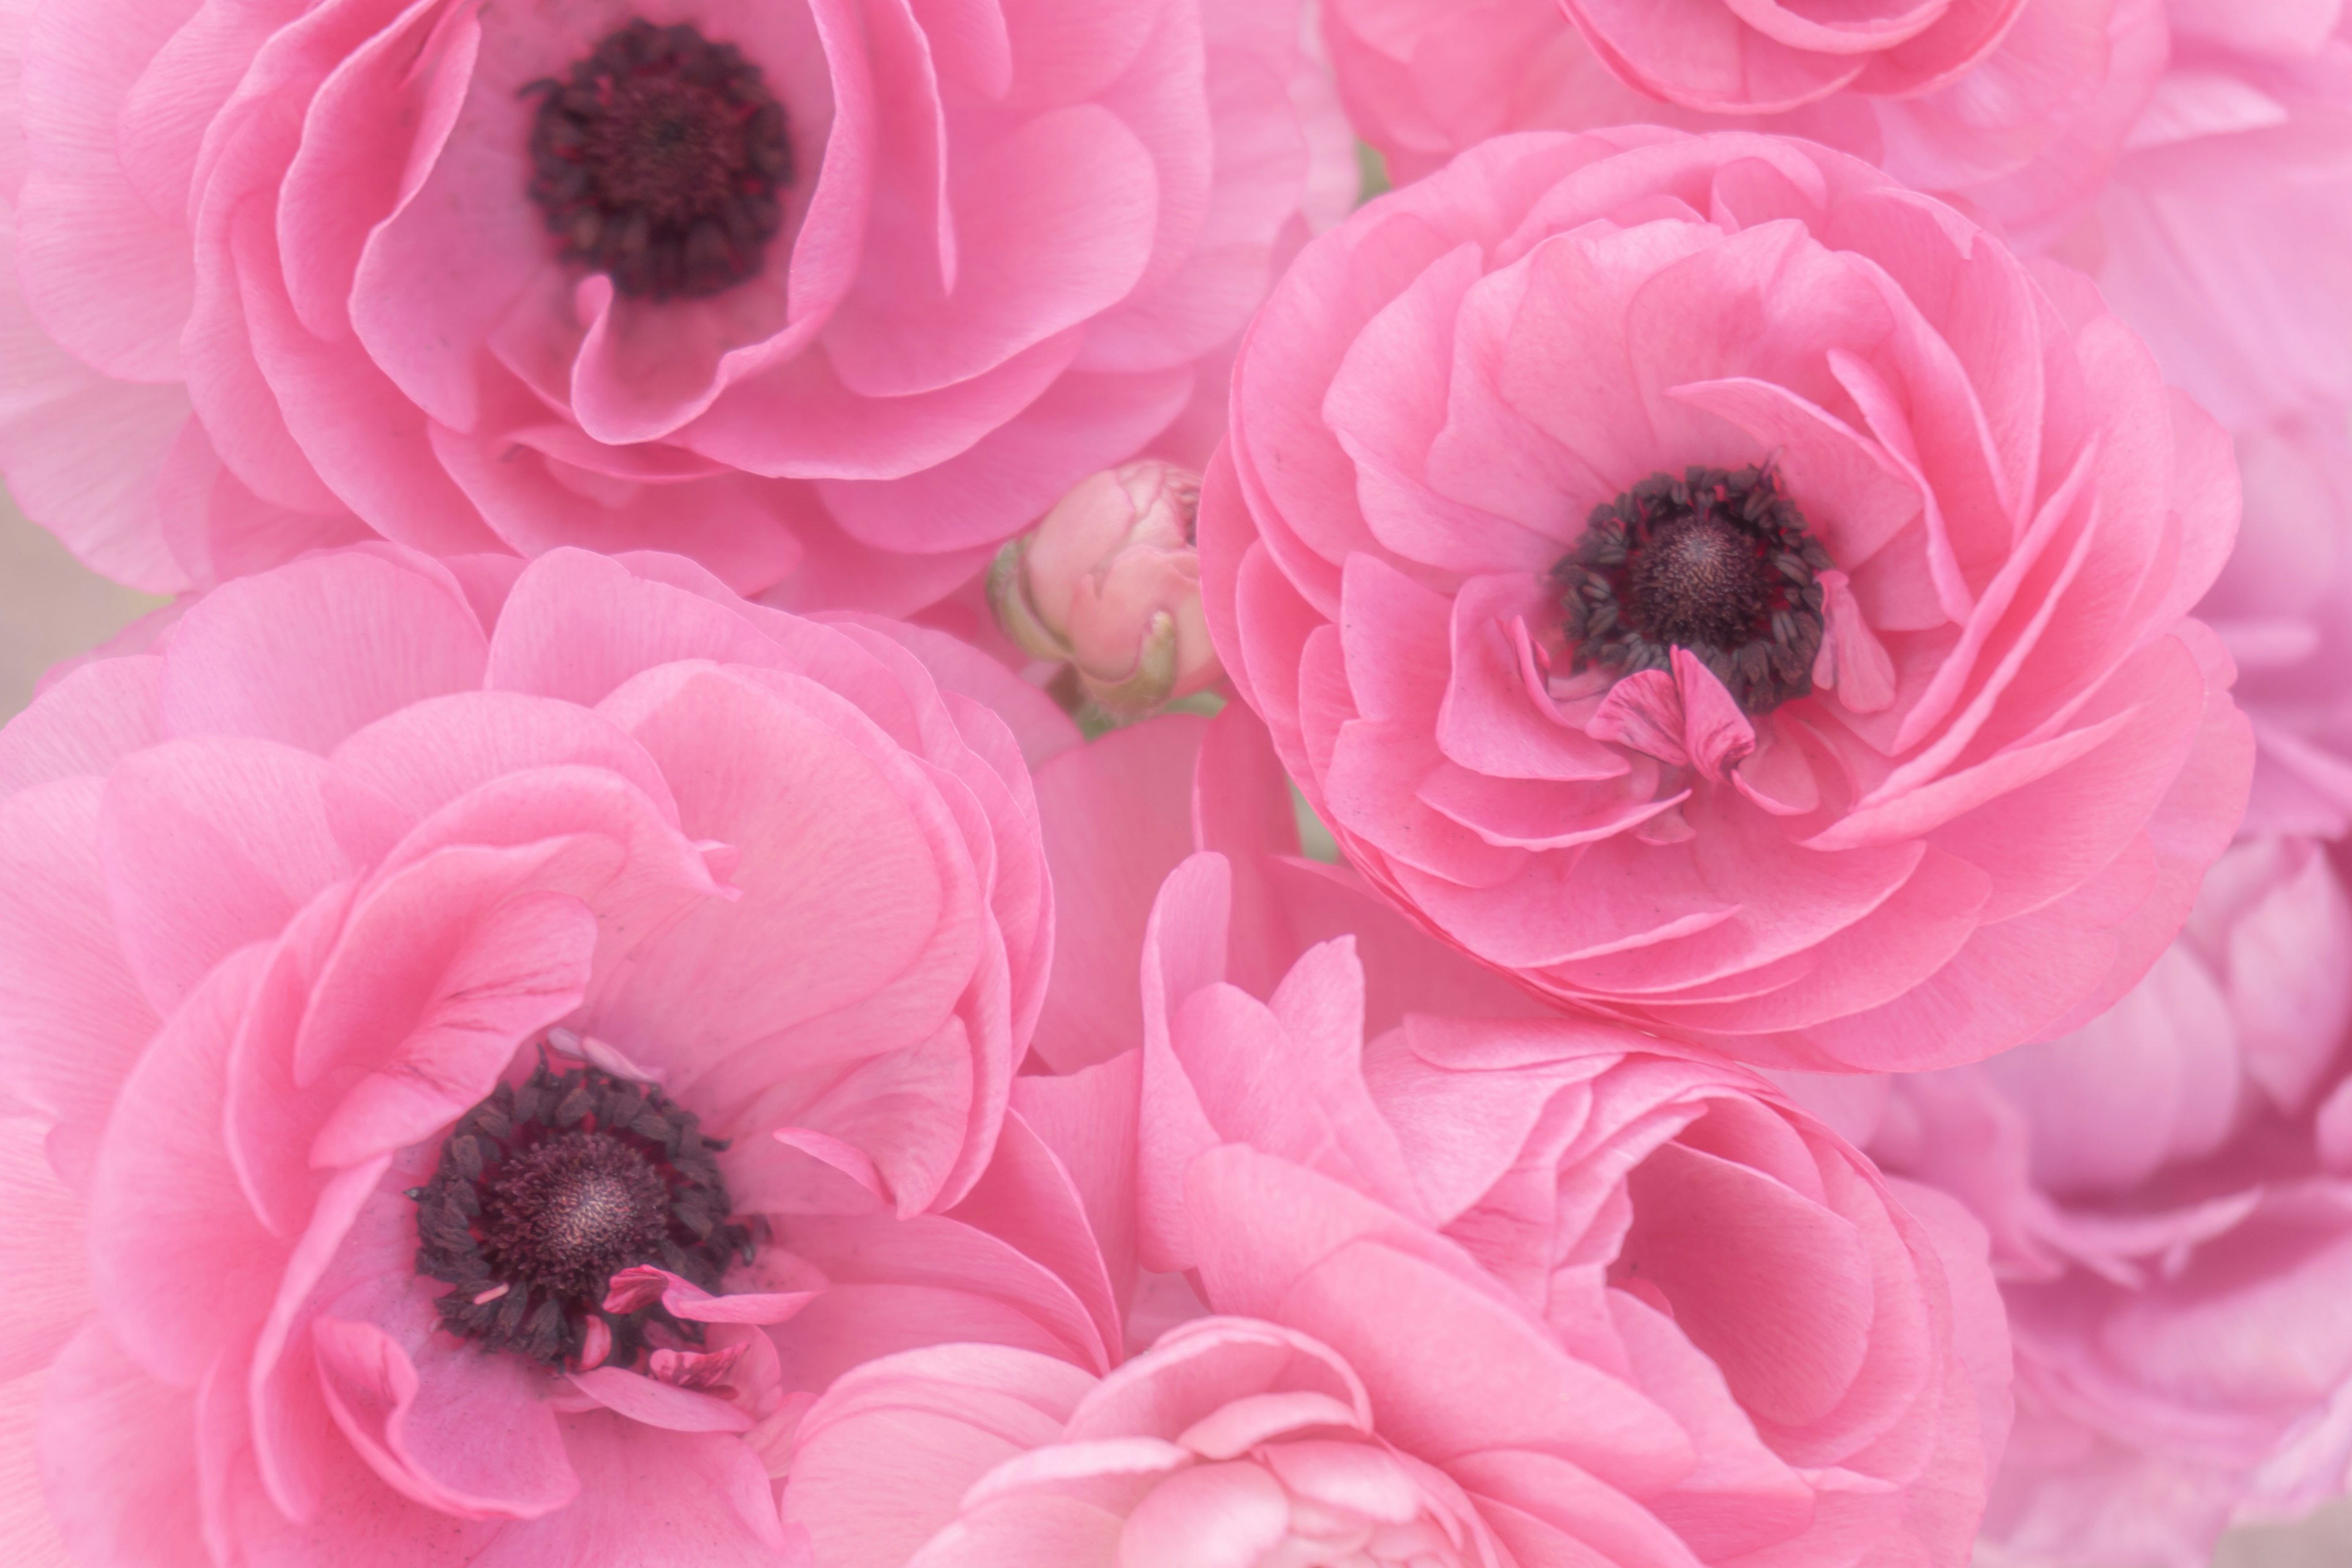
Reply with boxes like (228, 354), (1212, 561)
(783, 1319), (1517, 1567)
(1123, 851), (2013, 1565)
(0, 0), (1352, 606)
(2064, 2), (2352, 428)
(2195, 413), (2352, 839)
(1204, 128), (2253, 1070)
(0, 544), (1054, 1562)
(1322, 0), (2165, 238)
(1817, 836), (2352, 1568)
(990, 461), (1221, 717)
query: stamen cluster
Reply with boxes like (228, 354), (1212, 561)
(525, 20), (793, 300)
(410, 1058), (751, 1368)
(1556, 464), (1831, 714)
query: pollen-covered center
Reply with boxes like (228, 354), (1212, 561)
(526, 19), (793, 300)
(1557, 464), (1832, 715)
(410, 1057), (752, 1368)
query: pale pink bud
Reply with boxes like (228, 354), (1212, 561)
(989, 460), (1221, 716)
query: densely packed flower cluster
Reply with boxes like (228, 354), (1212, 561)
(0, 1), (2344, 1566)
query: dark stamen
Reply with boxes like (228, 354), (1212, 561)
(412, 1057), (750, 1368)
(1556, 464), (1831, 715)
(524, 19), (792, 301)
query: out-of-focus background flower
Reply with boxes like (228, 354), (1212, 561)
(5, 475), (2352, 1567)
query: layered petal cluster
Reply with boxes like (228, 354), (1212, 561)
(0, 544), (1052, 1562)
(1830, 836), (2352, 1568)
(2070, 1), (2352, 428)
(1321, 0), (2165, 238)
(785, 1320), (1511, 1567)
(0, 0), (1352, 606)
(1129, 851), (2013, 1565)
(1204, 127), (2253, 1069)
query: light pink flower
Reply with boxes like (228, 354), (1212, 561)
(0, 0), (1351, 606)
(2195, 413), (2352, 839)
(1126, 850), (2014, 1566)
(783, 1319), (1517, 1567)
(2063, 2), (2352, 428)
(1814, 836), (2352, 1568)
(990, 461), (1221, 716)
(0, 543), (1055, 1562)
(1204, 128), (2253, 1070)
(1322, 0), (2166, 239)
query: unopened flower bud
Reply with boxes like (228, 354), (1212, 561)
(989, 460), (1221, 717)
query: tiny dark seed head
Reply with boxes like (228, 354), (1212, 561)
(525, 20), (794, 301)
(410, 1055), (753, 1369)
(1555, 463), (1834, 716)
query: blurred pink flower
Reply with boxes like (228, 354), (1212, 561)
(1819, 835), (2352, 1567)
(1203, 127), (2252, 1071)
(1322, 0), (2165, 238)
(0, 544), (1054, 1562)
(785, 1319), (1511, 1568)
(0, 0), (1353, 606)
(2195, 413), (2352, 839)
(2064, 2), (2352, 428)
(990, 461), (1221, 716)
(1127, 851), (2014, 1566)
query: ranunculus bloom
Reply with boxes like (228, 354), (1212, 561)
(1130, 851), (2013, 1565)
(1203, 128), (2253, 1070)
(0, 543), (1053, 1561)
(1322, 0), (2165, 238)
(783, 1319), (1518, 1567)
(2065, 2), (2352, 428)
(2194, 413), (2352, 839)
(990, 461), (1221, 716)
(1816, 836), (2352, 1568)
(0, 0), (1352, 607)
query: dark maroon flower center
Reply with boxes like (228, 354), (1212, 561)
(410, 1057), (750, 1368)
(525, 19), (793, 301)
(1556, 464), (1831, 715)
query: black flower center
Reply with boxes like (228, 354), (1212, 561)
(410, 1057), (752, 1368)
(525, 20), (793, 301)
(1556, 464), (1831, 715)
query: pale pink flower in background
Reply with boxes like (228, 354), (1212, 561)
(2194, 413), (2352, 839)
(785, 1319), (1513, 1568)
(0, 0), (1354, 607)
(1127, 851), (2014, 1566)
(2062, 1), (2352, 428)
(1204, 127), (2253, 1071)
(1321, 0), (2165, 239)
(0, 544), (1055, 1562)
(1790, 837), (2352, 1568)
(989, 460), (1221, 716)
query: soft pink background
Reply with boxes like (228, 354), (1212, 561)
(0, 486), (2346, 1566)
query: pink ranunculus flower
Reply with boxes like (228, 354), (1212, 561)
(2064, 2), (2352, 428)
(1129, 851), (2014, 1566)
(1203, 127), (2253, 1071)
(782, 1319), (1514, 1567)
(0, 543), (1054, 1562)
(0, 0), (1352, 608)
(1814, 835), (2352, 1568)
(2195, 412), (2352, 839)
(990, 460), (1222, 717)
(1322, 0), (2166, 239)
